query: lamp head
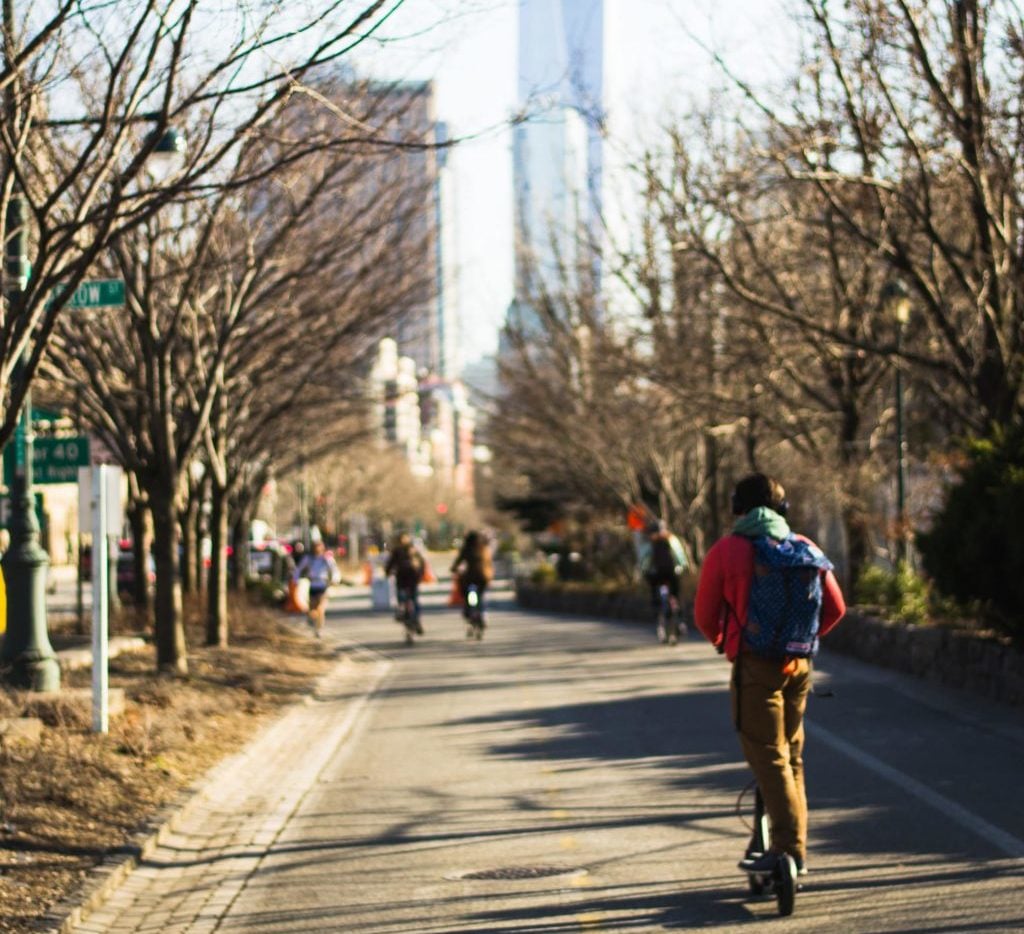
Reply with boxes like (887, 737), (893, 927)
(146, 126), (187, 177)
(882, 278), (911, 326)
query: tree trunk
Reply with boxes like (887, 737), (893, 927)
(194, 472), (209, 594)
(230, 497), (250, 592)
(842, 501), (870, 595)
(128, 497), (150, 613)
(179, 489), (199, 595)
(704, 432), (722, 543)
(206, 483), (229, 647)
(149, 481), (188, 675)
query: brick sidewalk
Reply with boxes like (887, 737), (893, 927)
(48, 643), (390, 934)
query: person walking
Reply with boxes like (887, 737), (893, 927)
(450, 530), (494, 634)
(694, 473), (845, 878)
(293, 539), (338, 638)
(638, 520), (689, 643)
(385, 533), (426, 634)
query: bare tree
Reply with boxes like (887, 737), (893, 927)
(199, 76), (442, 645)
(607, 0), (1024, 580)
(630, 119), (897, 581)
(42, 70), (441, 667)
(686, 0), (1024, 430)
(493, 264), (708, 564)
(2, 0), (409, 449)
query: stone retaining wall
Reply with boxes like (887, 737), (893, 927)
(823, 611), (1024, 707)
(514, 582), (1024, 708)
(514, 582), (674, 624)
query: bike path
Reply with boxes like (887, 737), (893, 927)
(68, 592), (1023, 932)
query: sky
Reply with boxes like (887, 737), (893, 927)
(352, 0), (797, 367)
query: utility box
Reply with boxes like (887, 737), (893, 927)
(371, 576), (393, 610)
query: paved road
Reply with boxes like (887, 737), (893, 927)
(77, 587), (1023, 933)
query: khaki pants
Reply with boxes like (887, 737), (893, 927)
(731, 654), (811, 861)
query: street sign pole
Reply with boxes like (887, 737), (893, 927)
(84, 465), (123, 734)
(0, 193), (59, 691)
(91, 466), (110, 733)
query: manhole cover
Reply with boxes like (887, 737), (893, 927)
(454, 866), (584, 881)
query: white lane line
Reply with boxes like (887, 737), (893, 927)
(806, 720), (1024, 859)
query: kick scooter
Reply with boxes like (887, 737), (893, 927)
(742, 784), (797, 916)
(465, 584), (485, 640)
(395, 588), (422, 646)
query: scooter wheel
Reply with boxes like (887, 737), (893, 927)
(748, 873), (767, 896)
(774, 854), (797, 916)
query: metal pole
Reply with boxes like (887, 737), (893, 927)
(91, 466), (109, 733)
(895, 323), (907, 566)
(0, 192), (59, 691)
(75, 388), (85, 633)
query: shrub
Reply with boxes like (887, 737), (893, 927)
(916, 426), (1024, 642)
(246, 576), (285, 607)
(854, 562), (930, 626)
(529, 562), (558, 587)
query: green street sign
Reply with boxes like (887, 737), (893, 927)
(3, 435), (89, 487)
(31, 407), (63, 424)
(46, 278), (125, 310)
(32, 436), (90, 484)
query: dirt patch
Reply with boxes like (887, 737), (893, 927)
(0, 598), (330, 933)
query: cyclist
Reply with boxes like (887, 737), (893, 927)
(639, 521), (689, 642)
(293, 539), (338, 638)
(385, 533), (426, 634)
(694, 473), (845, 878)
(450, 530), (494, 629)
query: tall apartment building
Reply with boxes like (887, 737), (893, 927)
(356, 81), (458, 381)
(369, 340), (476, 499)
(264, 74), (456, 381)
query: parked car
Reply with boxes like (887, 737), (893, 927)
(249, 539), (291, 578)
(116, 541), (155, 597)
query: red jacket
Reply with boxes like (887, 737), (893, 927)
(694, 533), (846, 662)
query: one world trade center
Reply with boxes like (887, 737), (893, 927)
(512, 0), (604, 305)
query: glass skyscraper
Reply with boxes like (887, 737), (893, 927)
(512, 0), (604, 305)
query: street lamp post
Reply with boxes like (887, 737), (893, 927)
(1, 192), (59, 690)
(1, 124), (186, 690)
(882, 279), (912, 566)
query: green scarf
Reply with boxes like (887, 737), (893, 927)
(733, 507), (790, 540)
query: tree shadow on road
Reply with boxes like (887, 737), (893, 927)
(445, 684), (1006, 866)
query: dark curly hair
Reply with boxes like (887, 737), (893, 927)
(731, 473), (788, 516)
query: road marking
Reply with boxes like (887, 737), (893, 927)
(806, 720), (1024, 859)
(560, 835), (578, 850)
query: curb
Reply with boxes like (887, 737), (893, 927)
(38, 784), (197, 934)
(37, 625), (357, 934)
(56, 637), (148, 672)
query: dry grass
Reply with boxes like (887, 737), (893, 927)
(0, 597), (330, 933)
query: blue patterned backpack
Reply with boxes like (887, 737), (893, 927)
(745, 535), (833, 659)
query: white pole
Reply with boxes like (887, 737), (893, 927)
(91, 465), (109, 733)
